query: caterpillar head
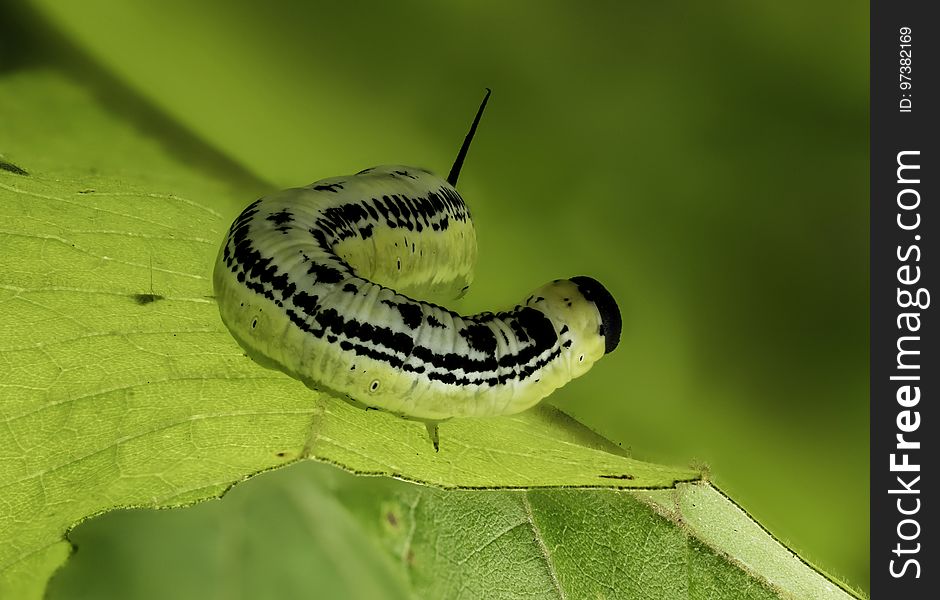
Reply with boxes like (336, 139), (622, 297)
(530, 276), (621, 378)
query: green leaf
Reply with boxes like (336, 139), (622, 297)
(1, 71), (710, 599)
(47, 462), (414, 600)
(49, 461), (861, 599)
(360, 479), (855, 599)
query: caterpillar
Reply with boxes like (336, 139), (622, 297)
(213, 90), (621, 450)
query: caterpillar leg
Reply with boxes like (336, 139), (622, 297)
(424, 421), (440, 452)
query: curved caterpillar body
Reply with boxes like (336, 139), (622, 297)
(213, 93), (621, 437)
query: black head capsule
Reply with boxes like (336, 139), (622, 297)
(570, 276), (622, 354)
(447, 88), (491, 187)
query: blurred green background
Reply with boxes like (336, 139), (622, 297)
(5, 0), (868, 596)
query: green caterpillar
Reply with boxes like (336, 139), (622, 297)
(213, 91), (621, 449)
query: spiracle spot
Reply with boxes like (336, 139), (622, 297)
(370, 379), (380, 392)
(251, 318), (258, 329)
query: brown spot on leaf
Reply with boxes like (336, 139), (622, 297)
(132, 293), (164, 305)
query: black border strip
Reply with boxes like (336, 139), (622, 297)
(871, 1), (937, 595)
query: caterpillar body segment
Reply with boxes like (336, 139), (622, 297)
(213, 91), (621, 446)
(213, 165), (620, 422)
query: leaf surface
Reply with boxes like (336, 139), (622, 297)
(49, 461), (861, 600)
(0, 71), (703, 599)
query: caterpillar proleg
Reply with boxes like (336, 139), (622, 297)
(213, 91), (621, 449)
